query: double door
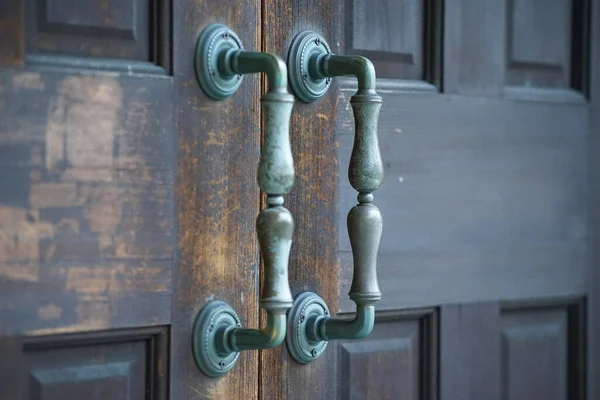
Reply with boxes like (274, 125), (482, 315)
(1, 0), (599, 399)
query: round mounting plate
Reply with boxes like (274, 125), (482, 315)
(287, 31), (332, 103)
(194, 23), (244, 100)
(286, 292), (330, 364)
(192, 301), (241, 377)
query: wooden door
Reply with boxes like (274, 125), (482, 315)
(0, 1), (263, 399)
(2, 1), (599, 400)
(261, 1), (600, 399)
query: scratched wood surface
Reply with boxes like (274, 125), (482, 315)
(0, 1), (23, 65)
(0, 0), (177, 398)
(171, 1), (262, 399)
(260, 1), (341, 398)
(0, 70), (174, 336)
(588, 2), (600, 398)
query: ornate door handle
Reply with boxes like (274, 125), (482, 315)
(285, 31), (383, 363)
(191, 24), (295, 377)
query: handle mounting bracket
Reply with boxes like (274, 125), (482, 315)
(194, 23), (244, 99)
(287, 31), (332, 102)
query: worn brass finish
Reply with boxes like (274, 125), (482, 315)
(286, 31), (383, 364)
(192, 24), (295, 377)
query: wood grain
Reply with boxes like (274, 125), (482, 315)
(0, 0), (23, 65)
(440, 302), (501, 400)
(0, 326), (168, 399)
(337, 87), (588, 311)
(0, 70), (174, 335)
(260, 1), (341, 398)
(588, 0), (600, 398)
(171, 1), (261, 399)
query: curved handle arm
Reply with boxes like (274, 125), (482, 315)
(222, 51), (295, 352)
(286, 32), (383, 363)
(192, 24), (294, 377)
(311, 55), (383, 342)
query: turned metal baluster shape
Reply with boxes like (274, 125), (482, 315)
(191, 24), (295, 377)
(285, 31), (383, 363)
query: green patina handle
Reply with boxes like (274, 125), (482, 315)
(191, 24), (294, 377)
(286, 31), (383, 364)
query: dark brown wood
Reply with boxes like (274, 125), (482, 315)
(0, 70), (174, 336)
(171, 1), (261, 399)
(440, 302), (501, 400)
(0, 326), (168, 400)
(259, 1), (341, 398)
(0, 0), (177, 398)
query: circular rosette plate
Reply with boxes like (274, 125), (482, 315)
(286, 292), (330, 364)
(287, 31), (332, 103)
(192, 301), (241, 377)
(194, 23), (244, 100)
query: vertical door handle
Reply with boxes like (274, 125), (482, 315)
(285, 31), (383, 363)
(191, 24), (295, 377)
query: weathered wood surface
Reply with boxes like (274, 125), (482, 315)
(171, 1), (262, 399)
(0, 70), (174, 335)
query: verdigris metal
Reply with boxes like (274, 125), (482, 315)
(286, 31), (383, 364)
(192, 23), (295, 377)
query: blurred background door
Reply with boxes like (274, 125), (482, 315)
(260, 1), (600, 399)
(0, 0), (263, 398)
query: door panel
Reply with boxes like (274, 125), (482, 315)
(338, 90), (588, 310)
(500, 302), (584, 400)
(172, 1), (262, 399)
(338, 309), (438, 400)
(0, 0), (265, 398)
(21, 327), (168, 400)
(323, 0), (593, 399)
(259, 1), (341, 399)
(0, 71), (174, 336)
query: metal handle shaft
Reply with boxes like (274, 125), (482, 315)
(192, 24), (294, 377)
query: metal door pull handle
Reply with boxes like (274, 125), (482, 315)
(285, 31), (383, 364)
(191, 24), (295, 377)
